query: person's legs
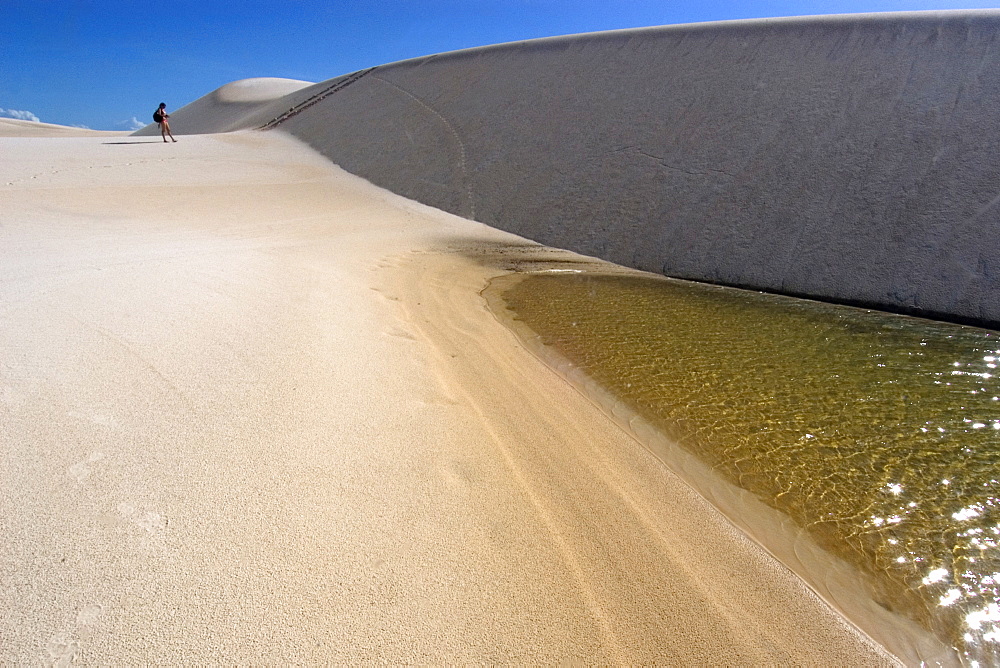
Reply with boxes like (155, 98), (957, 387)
(163, 120), (177, 142)
(160, 121), (168, 142)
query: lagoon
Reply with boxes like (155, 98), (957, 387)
(488, 270), (1000, 665)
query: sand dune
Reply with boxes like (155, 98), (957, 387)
(0, 130), (896, 663)
(133, 77), (318, 135)
(0, 117), (130, 137)
(213, 77), (315, 103)
(133, 11), (1000, 329)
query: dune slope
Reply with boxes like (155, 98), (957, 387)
(132, 77), (319, 135)
(0, 118), (129, 137)
(0, 130), (895, 664)
(136, 11), (1000, 329)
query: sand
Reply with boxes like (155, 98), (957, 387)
(0, 127), (897, 664)
(0, 117), (130, 137)
(130, 77), (320, 136)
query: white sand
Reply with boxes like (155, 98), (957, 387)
(0, 129), (897, 664)
(212, 77), (314, 103)
(131, 77), (318, 136)
(0, 117), (130, 137)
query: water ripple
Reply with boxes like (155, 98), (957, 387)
(495, 272), (1000, 664)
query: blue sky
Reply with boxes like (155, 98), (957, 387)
(2, 0), (996, 130)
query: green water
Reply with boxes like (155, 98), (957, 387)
(493, 271), (1000, 664)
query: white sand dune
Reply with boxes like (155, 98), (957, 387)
(0, 130), (896, 664)
(213, 76), (315, 103)
(0, 117), (130, 137)
(134, 12), (1000, 329)
(133, 77), (317, 135)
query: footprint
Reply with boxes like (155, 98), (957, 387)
(370, 286), (401, 302)
(46, 632), (79, 667)
(384, 326), (417, 341)
(87, 411), (117, 428)
(45, 603), (103, 666)
(443, 460), (474, 489)
(118, 503), (166, 534)
(136, 511), (166, 534)
(76, 604), (103, 627)
(67, 462), (90, 483)
(417, 394), (459, 407)
(68, 451), (104, 483)
(0, 386), (18, 406)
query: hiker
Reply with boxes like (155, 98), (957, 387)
(154, 103), (176, 143)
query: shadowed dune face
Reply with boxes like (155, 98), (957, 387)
(137, 11), (1000, 329)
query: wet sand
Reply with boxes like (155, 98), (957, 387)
(0, 129), (896, 664)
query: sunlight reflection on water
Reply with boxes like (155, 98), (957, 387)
(494, 272), (1000, 665)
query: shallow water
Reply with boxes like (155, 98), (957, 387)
(491, 271), (1000, 665)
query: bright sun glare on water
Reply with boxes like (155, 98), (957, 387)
(492, 271), (1000, 665)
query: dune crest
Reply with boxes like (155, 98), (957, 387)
(132, 76), (322, 135)
(135, 10), (1000, 329)
(212, 77), (314, 103)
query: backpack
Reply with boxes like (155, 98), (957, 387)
(153, 110), (164, 123)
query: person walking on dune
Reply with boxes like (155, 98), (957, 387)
(154, 103), (176, 143)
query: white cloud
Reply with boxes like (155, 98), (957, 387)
(116, 116), (146, 131)
(0, 107), (41, 122)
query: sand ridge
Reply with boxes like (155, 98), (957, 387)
(213, 77), (315, 103)
(0, 129), (896, 664)
(0, 117), (130, 137)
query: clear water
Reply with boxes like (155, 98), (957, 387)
(492, 271), (1000, 664)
